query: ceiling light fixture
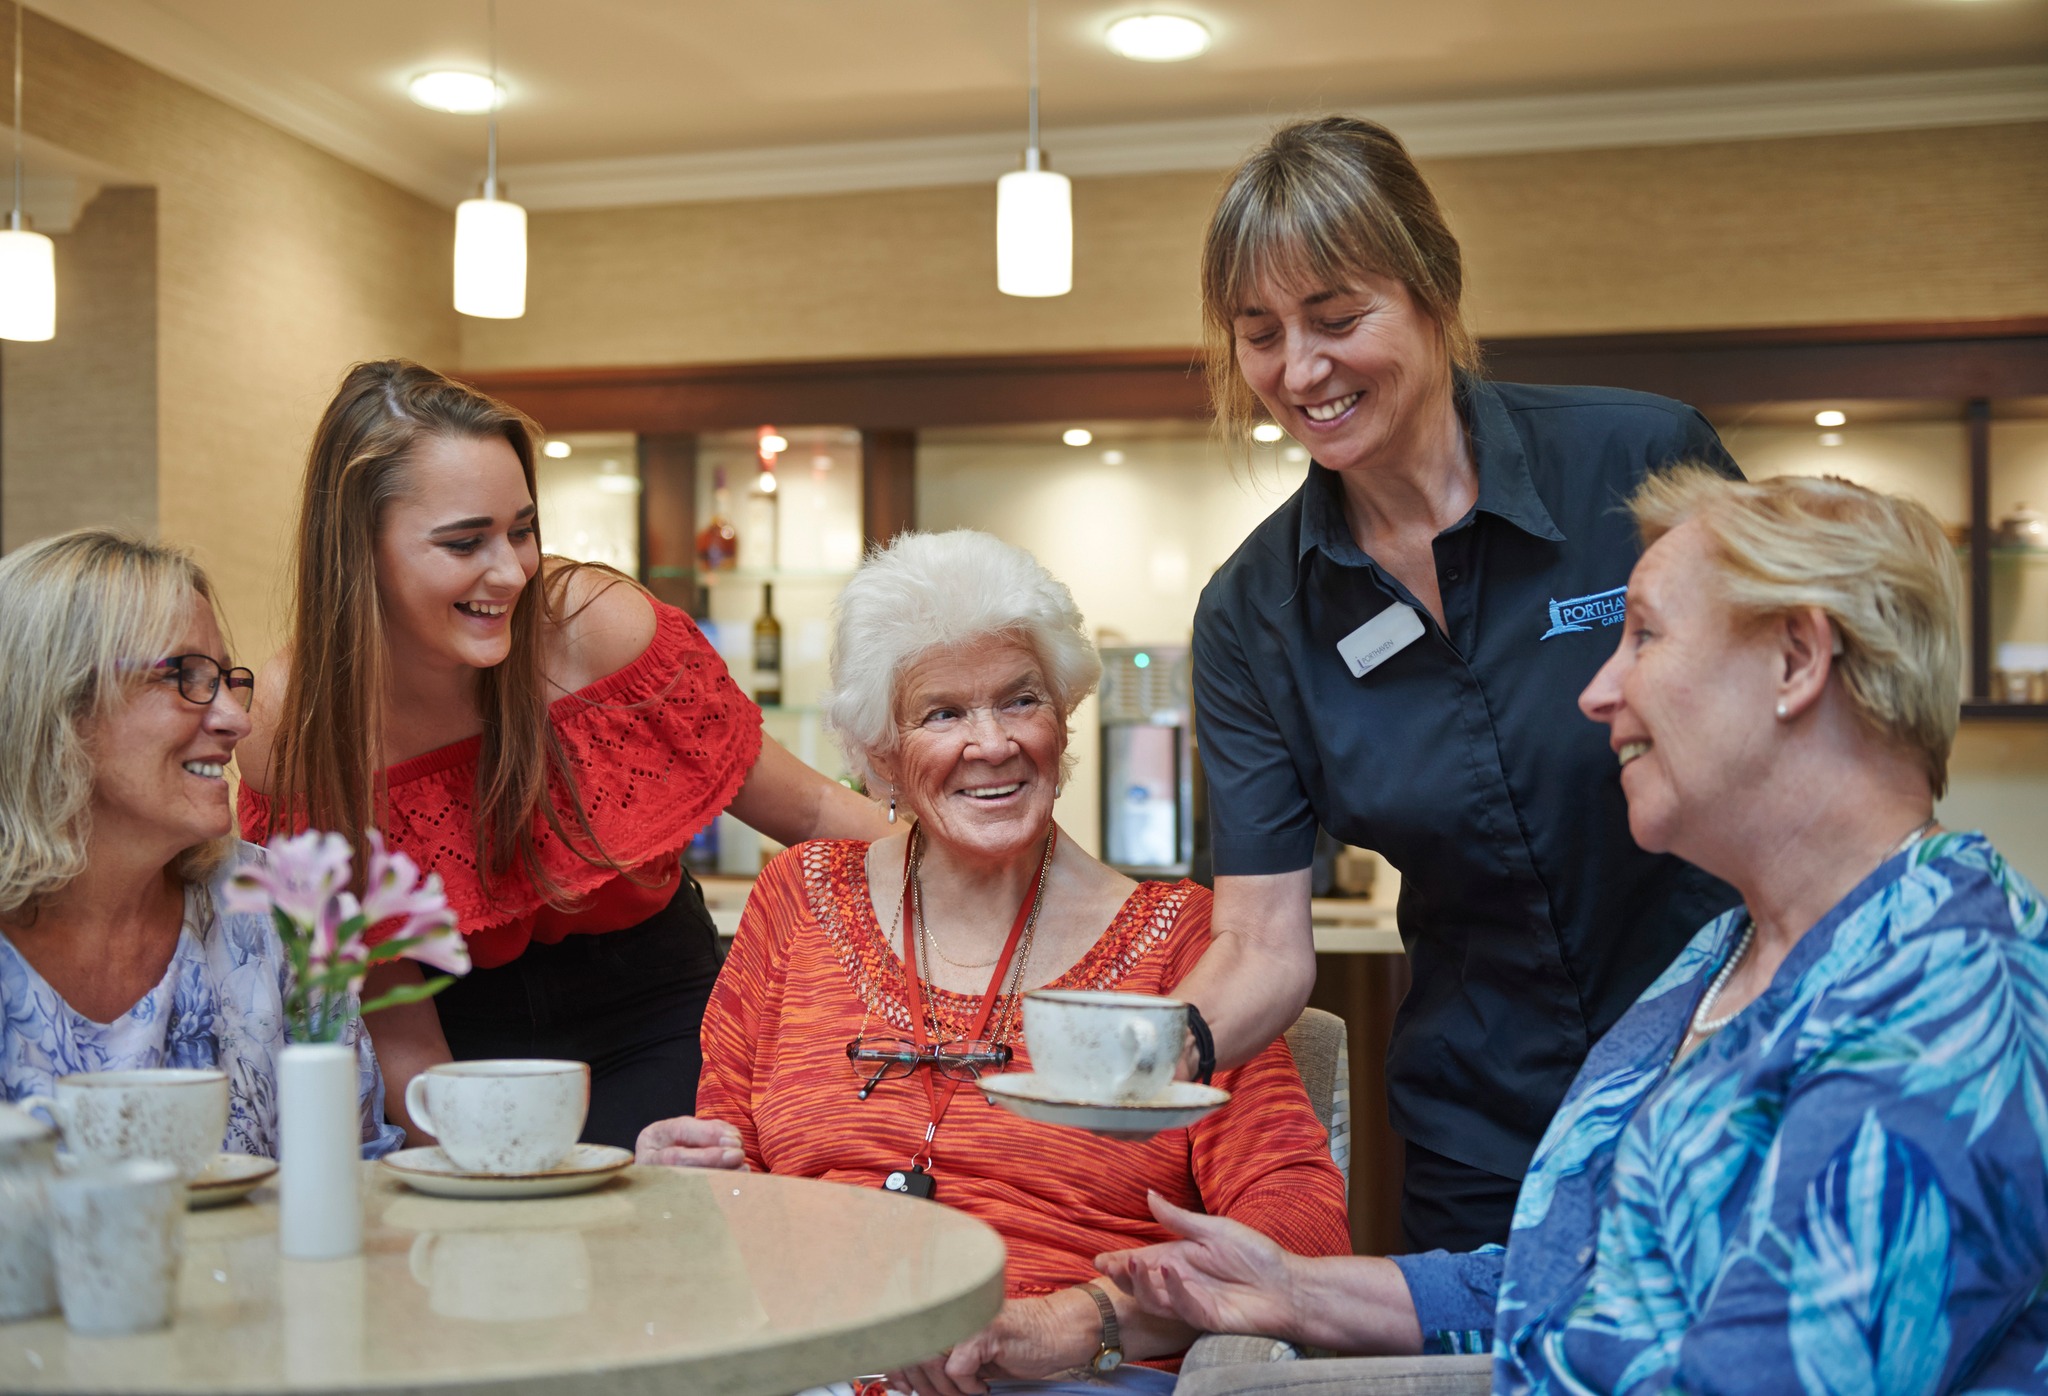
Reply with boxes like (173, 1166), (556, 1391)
(1819, 433), (1844, 448)
(408, 71), (501, 114)
(542, 440), (571, 458)
(997, 0), (1072, 298)
(0, 4), (54, 342)
(1251, 423), (1285, 443)
(1105, 14), (1210, 62)
(1814, 409), (1847, 427)
(452, 0), (526, 319)
(1063, 428), (1092, 446)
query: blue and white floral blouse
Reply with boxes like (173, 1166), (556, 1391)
(1392, 831), (2048, 1393)
(2, 841), (404, 1161)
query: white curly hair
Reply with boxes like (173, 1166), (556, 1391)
(824, 530), (1102, 789)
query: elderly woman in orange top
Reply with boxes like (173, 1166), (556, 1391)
(637, 530), (1349, 1396)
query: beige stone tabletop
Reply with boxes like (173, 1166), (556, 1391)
(0, 1164), (1007, 1396)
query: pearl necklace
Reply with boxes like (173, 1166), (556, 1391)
(1684, 817), (1936, 1047)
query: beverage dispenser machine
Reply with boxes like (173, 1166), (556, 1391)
(1097, 646), (1194, 878)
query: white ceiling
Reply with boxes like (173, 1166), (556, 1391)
(33, 0), (2048, 207)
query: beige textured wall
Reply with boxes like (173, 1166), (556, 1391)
(2, 186), (156, 551)
(462, 120), (2048, 371)
(18, 8), (457, 658)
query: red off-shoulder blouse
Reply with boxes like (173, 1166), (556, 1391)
(239, 602), (764, 968)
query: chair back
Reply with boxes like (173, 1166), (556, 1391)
(1281, 1007), (1350, 1186)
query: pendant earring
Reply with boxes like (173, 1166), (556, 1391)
(887, 792), (898, 824)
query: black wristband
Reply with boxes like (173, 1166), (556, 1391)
(1184, 1003), (1216, 1086)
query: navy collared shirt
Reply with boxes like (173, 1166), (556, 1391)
(1193, 378), (1740, 1180)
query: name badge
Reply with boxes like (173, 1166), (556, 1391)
(1335, 603), (1425, 679)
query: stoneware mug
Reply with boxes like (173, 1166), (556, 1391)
(46, 1159), (183, 1335)
(404, 1059), (590, 1175)
(20, 1068), (229, 1180)
(1022, 990), (1188, 1102)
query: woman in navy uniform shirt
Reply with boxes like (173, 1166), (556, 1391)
(1169, 117), (1739, 1250)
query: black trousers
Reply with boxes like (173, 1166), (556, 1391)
(1401, 1138), (1524, 1253)
(430, 872), (724, 1150)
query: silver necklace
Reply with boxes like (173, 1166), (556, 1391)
(910, 824), (1054, 1047)
(1685, 816), (1936, 1044)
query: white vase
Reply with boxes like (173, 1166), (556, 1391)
(278, 1042), (362, 1260)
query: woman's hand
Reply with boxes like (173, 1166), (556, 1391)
(634, 1116), (747, 1169)
(884, 1291), (1092, 1396)
(1096, 1191), (1302, 1342)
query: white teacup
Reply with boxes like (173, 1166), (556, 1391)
(1023, 990), (1188, 1102)
(404, 1060), (589, 1175)
(47, 1159), (183, 1335)
(21, 1068), (229, 1180)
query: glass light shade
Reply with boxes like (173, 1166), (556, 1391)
(1105, 14), (1210, 61)
(997, 168), (1072, 298)
(453, 197), (527, 319)
(0, 228), (55, 341)
(409, 71), (502, 114)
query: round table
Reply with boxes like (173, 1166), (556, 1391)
(0, 1164), (1007, 1396)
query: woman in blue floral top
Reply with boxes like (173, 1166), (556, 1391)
(1103, 470), (2047, 1394)
(0, 531), (401, 1161)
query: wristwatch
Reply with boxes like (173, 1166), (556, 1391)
(1080, 1282), (1124, 1375)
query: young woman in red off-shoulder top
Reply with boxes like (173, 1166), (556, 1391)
(240, 361), (888, 1148)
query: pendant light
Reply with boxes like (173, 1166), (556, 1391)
(452, 0), (525, 319)
(996, 0), (1071, 298)
(0, 4), (54, 342)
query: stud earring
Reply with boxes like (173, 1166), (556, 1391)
(1775, 702), (1789, 720)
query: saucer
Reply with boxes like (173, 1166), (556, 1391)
(186, 1152), (277, 1208)
(379, 1143), (633, 1199)
(977, 1073), (1230, 1139)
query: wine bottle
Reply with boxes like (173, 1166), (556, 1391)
(753, 583), (783, 707)
(695, 467), (739, 572)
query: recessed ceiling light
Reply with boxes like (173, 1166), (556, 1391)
(542, 440), (571, 458)
(759, 433), (789, 455)
(409, 71), (502, 114)
(1814, 409), (1847, 428)
(1063, 428), (1093, 446)
(1106, 14), (1211, 62)
(1251, 423), (1285, 444)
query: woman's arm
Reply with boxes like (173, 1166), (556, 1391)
(726, 735), (893, 844)
(1172, 870), (1317, 1075)
(887, 1279), (1198, 1396)
(358, 959), (452, 1147)
(1100, 1195), (1426, 1356)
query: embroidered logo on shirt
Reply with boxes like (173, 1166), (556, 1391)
(1539, 585), (1627, 640)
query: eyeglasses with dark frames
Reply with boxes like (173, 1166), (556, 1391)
(845, 1035), (1013, 1099)
(129, 654), (256, 710)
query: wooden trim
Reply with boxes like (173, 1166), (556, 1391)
(1967, 401), (1992, 702)
(461, 318), (2048, 435)
(859, 429), (917, 550)
(636, 433), (697, 610)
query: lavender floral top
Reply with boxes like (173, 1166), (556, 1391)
(1, 841), (404, 1160)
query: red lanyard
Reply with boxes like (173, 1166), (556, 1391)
(897, 828), (1053, 1173)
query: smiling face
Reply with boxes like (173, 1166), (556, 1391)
(873, 637), (1066, 868)
(1579, 521), (1783, 861)
(373, 432), (540, 674)
(86, 591), (252, 861)
(1232, 264), (1453, 477)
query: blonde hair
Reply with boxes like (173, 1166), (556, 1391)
(1200, 116), (1479, 448)
(0, 530), (235, 917)
(824, 531), (1102, 789)
(1631, 467), (1963, 796)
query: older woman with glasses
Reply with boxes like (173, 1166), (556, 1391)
(636, 530), (1349, 1396)
(1102, 471), (2048, 1394)
(0, 529), (402, 1160)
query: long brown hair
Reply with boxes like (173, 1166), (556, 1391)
(1199, 116), (1480, 448)
(265, 360), (618, 900)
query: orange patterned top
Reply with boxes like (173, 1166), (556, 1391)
(698, 839), (1351, 1323)
(240, 603), (763, 969)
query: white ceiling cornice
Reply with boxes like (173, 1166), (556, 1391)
(29, 0), (2046, 214)
(503, 65), (2048, 211)
(33, 0), (473, 203)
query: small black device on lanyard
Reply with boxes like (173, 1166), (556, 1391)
(883, 1166), (937, 1200)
